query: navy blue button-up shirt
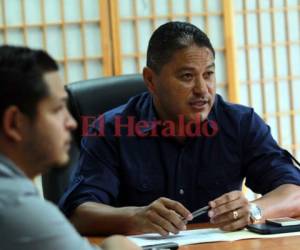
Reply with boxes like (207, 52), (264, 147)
(59, 93), (300, 222)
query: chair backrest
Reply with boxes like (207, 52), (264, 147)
(42, 74), (147, 203)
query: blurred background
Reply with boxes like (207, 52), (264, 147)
(0, 0), (299, 198)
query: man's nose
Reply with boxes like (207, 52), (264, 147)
(193, 77), (208, 94)
(66, 111), (78, 130)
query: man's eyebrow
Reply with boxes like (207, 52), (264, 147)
(206, 63), (215, 69)
(177, 63), (215, 72)
(177, 67), (196, 72)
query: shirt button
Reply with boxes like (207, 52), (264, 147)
(179, 189), (184, 195)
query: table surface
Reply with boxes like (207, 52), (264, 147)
(87, 223), (300, 250)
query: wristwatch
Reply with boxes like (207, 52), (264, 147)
(249, 203), (263, 224)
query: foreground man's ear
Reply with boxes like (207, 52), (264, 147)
(2, 106), (27, 142)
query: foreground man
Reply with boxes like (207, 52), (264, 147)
(0, 45), (139, 250)
(60, 21), (300, 236)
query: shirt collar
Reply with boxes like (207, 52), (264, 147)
(136, 93), (159, 133)
(0, 153), (27, 178)
(207, 94), (219, 122)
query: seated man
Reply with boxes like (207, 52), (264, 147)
(60, 21), (300, 236)
(0, 45), (139, 250)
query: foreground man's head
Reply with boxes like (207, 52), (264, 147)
(0, 45), (77, 178)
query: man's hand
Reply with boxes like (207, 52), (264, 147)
(101, 235), (141, 250)
(208, 191), (250, 231)
(129, 197), (193, 236)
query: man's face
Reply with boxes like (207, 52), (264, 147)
(149, 44), (216, 123)
(23, 72), (77, 169)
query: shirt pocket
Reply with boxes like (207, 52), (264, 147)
(120, 165), (165, 206)
(196, 165), (242, 202)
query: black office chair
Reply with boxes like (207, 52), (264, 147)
(42, 74), (147, 204)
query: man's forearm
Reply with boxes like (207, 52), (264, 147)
(69, 202), (140, 235)
(254, 184), (300, 220)
(69, 197), (192, 236)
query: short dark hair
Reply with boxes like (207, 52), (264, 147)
(146, 21), (215, 73)
(0, 45), (58, 123)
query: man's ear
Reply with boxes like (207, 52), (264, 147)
(143, 67), (157, 95)
(2, 106), (27, 142)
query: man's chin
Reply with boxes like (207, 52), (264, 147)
(51, 155), (70, 168)
(185, 113), (208, 123)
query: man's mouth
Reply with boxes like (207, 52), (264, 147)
(189, 99), (209, 110)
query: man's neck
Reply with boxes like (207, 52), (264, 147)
(0, 145), (38, 180)
(11, 157), (37, 180)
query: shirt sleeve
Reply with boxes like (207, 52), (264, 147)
(0, 193), (100, 250)
(59, 123), (121, 217)
(241, 109), (300, 194)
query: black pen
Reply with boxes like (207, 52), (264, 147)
(191, 205), (210, 220)
(142, 242), (178, 250)
(182, 205), (210, 223)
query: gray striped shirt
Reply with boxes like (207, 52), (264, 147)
(0, 154), (100, 250)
